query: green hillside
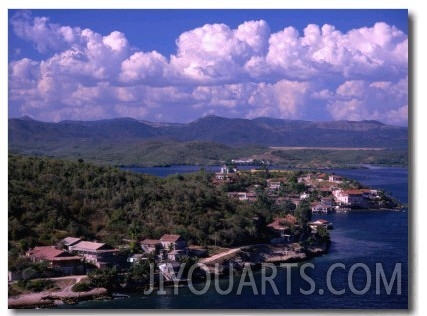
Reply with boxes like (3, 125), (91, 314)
(8, 154), (274, 259)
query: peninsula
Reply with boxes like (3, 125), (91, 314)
(8, 155), (404, 308)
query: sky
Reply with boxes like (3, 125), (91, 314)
(8, 9), (409, 125)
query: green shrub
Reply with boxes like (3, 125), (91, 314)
(22, 279), (56, 292)
(71, 281), (92, 292)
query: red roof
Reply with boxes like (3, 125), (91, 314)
(27, 246), (80, 261)
(141, 239), (161, 245)
(342, 189), (363, 195)
(160, 234), (183, 243)
(267, 215), (297, 230)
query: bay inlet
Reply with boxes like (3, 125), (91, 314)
(60, 165), (408, 309)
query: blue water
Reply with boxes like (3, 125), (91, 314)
(121, 165), (255, 178)
(60, 165), (408, 310)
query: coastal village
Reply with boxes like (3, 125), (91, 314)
(8, 164), (403, 308)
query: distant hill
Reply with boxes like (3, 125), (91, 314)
(9, 115), (407, 147)
(161, 115), (407, 147)
(8, 115), (408, 167)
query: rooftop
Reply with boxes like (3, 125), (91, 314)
(160, 234), (183, 243)
(141, 239), (161, 245)
(62, 237), (82, 246)
(71, 241), (114, 252)
(27, 246), (80, 261)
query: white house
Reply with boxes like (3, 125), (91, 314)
(68, 240), (118, 268)
(227, 192), (248, 201)
(300, 192), (310, 200)
(311, 203), (329, 214)
(335, 189), (364, 206)
(329, 175), (344, 183)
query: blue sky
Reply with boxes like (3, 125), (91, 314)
(8, 9), (408, 125)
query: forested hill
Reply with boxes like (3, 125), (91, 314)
(8, 154), (280, 256)
(9, 115), (407, 149)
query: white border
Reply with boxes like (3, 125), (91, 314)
(2, 1), (424, 316)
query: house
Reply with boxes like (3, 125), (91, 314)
(300, 192), (310, 200)
(214, 164), (237, 182)
(267, 215), (298, 239)
(160, 234), (187, 251)
(167, 249), (186, 261)
(321, 197), (333, 207)
(60, 237), (82, 251)
(311, 203), (329, 214)
(68, 240), (119, 268)
(335, 189), (365, 206)
(227, 192), (248, 201)
(361, 189), (380, 199)
(26, 246), (82, 275)
(141, 239), (162, 254)
(329, 175), (344, 183)
(308, 219), (333, 233)
(267, 180), (281, 190)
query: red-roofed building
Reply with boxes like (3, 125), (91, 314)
(267, 215), (297, 238)
(334, 189), (365, 207)
(61, 237), (81, 250)
(26, 246), (82, 275)
(160, 234), (187, 251)
(68, 240), (119, 268)
(141, 239), (161, 253)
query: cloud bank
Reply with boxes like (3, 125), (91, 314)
(9, 11), (408, 125)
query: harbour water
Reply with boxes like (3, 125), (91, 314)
(60, 165), (409, 310)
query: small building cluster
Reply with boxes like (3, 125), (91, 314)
(12, 234), (200, 282)
(140, 234), (188, 262)
(22, 237), (124, 279)
(213, 164), (238, 183)
(266, 214), (333, 244)
(214, 165), (385, 213)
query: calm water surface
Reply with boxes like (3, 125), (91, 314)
(61, 165), (408, 309)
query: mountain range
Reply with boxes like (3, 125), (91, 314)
(9, 115), (407, 148)
(8, 115), (408, 167)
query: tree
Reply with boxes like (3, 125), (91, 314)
(316, 225), (330, 243)
(127, 259), (153, 283)
(295, 199), (312, 225)
(87, 267), (120, 293)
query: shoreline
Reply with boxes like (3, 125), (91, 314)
(8, 243), (328, 309)
(201, 243), (330, 275)
(8, 284), (109, 309)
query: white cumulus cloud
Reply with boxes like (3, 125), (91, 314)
(9, 11), (408, 125)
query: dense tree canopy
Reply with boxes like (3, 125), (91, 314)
(9, 154), (291, 259)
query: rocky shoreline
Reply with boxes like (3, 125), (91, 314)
(8, 286), (109, 309)
(201, 242), (329, 275)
